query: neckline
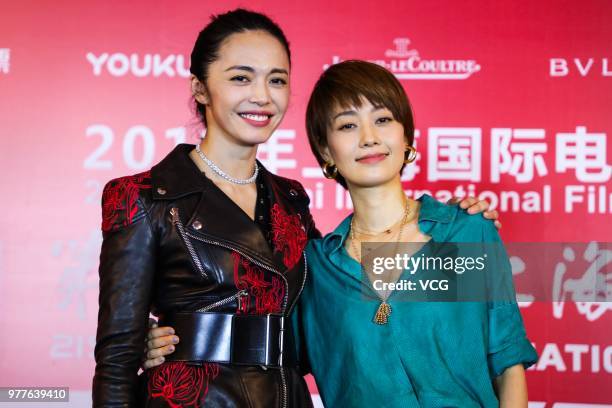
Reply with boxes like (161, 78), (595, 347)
(194, 156), (261, 224)
(336, 199), (435, 295)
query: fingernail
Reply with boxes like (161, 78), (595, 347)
(159, 356), (165, 362)
(168, 345), (175, 352)
(168, 328), (175, 335)
(172, 336), (179, 343)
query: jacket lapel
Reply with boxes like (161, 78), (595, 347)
(188, 178), (276, 267)
(151, 144), (276, 269)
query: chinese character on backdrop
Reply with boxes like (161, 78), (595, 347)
(428, 128), (482, 182)
(257, 129), (297, 175)
(556, 126), (611, 183)
(491, 128), (548, 183)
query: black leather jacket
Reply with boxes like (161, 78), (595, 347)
(93, 144), (318, 407)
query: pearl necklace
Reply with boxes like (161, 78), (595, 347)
(195, 144), (258, 185)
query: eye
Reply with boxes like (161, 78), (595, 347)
(270, 77), (287, 86)
(376, 116), (393, 124)
(338, 123), (356, 131)
(230, 75), (250, 83)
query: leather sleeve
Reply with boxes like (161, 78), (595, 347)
(289, 179), (322, 240)
(92, 173), (156, 407)
(304, 209), (322, 240)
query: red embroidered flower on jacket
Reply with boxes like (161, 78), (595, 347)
(270, 203), (307, 270)
(101, 171), (151, 232)
(148, 361), (219, 408)
(233, 252), (285, 315)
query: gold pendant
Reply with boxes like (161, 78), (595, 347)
(373, 301), (392, 325)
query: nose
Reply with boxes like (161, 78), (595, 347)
(249, 79), (271, 106)
(359, 122), (380, 147)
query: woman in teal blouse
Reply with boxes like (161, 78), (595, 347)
(296, 60), (537, 407)
(145, 59), (536, 407)
(298, 194), (536, 407)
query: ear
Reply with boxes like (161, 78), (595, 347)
(320, 145), (334, 165)
(191, 75), (209, 105)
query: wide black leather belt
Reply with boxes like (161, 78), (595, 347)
(158, 312), (297, 368)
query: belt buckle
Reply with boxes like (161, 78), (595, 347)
(265, 314), (284, 367)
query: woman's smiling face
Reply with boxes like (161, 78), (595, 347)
(325, 97), (407, 189)
(196, 29), (291, 147)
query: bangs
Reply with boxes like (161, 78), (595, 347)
(318, 62), (408, 130)
(330, 92), (390, 119)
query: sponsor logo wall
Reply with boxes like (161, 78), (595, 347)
(0, 1), (610, 406)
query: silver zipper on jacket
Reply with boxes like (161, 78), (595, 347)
(196, 289), (248, 312)
(170, 207), (208, 279)
(185, 233), (288, 308)
(280, 365), (288, 408)
(170, 207), (294, 408)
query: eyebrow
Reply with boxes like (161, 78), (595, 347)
(333, 105), (386, 120)
(224, 65), (289, 75)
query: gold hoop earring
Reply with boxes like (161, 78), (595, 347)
(322, 162), (338, 179)
(404, 145), (417, 164)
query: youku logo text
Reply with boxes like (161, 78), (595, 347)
(324, 38), (481, 80)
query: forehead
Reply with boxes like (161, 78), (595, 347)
(331, 96), (388, 118)
(213, 30), (290, 72)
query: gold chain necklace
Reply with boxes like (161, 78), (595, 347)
(351, 211), (407, 237)
(349, 200), (412, 325)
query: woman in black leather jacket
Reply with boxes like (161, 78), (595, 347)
(93, 9), (317, 408)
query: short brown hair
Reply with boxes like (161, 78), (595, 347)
(306, 60), (415, 188)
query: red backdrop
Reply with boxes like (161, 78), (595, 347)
(0, 1), (610, 406)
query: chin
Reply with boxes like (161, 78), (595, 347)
(242, 131), (275, 146)
(228, 126), (274, 146)
(239, 122), (282, 145)
(348, 173), (398, 188)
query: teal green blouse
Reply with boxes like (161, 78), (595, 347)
(294, 194), (538, 408)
